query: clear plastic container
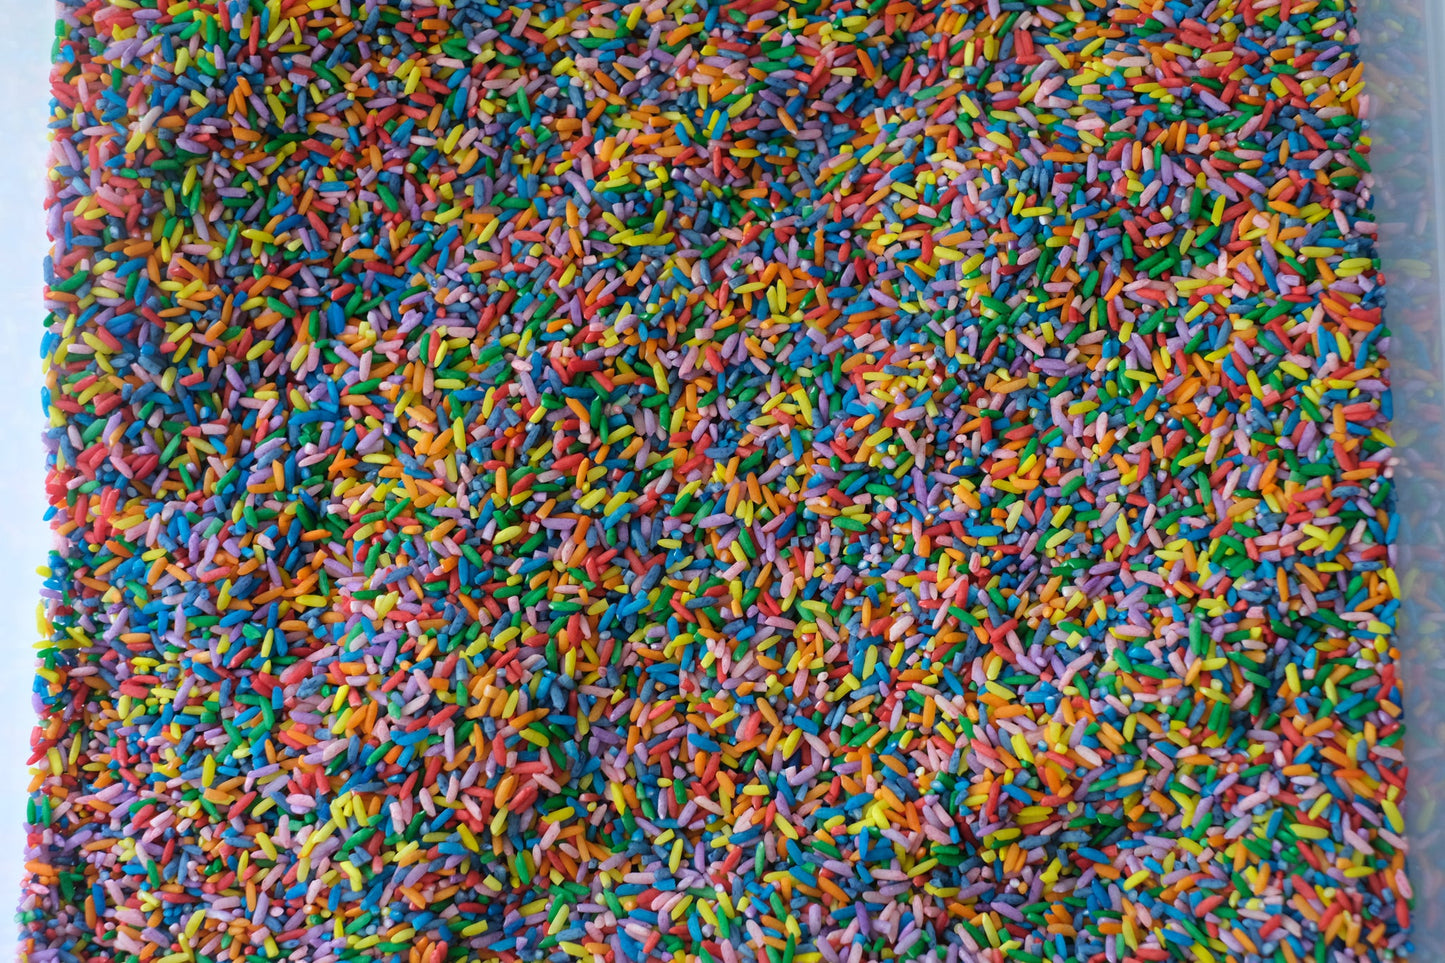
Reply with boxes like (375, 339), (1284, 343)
(1361, 0), (1445, 953)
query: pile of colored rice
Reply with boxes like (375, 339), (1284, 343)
(26, 1), (1409, 961)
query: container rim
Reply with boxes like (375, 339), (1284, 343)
(1361, 0), (1445, 955)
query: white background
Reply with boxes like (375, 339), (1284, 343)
(0, 0), (56, 954)
(0, 0), (58, 959)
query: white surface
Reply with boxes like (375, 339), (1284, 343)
(0, 0), (52, 958)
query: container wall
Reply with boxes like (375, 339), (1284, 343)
(1360, 0), (1445, 955)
